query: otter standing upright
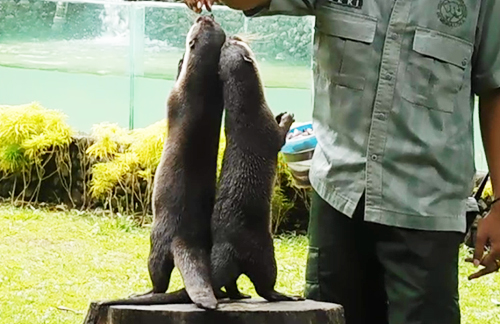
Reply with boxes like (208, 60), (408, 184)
(127, 36), (302, 306)
(146, 14), (225, 310)
(207, 36), (299, 301)
(82, 15), (226, 324)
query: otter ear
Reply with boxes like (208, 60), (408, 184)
(241, 53), (253, 63)
(176, 57), (184, 80)
(189, 39), (196, 49)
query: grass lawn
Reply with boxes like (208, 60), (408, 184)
(0, 204), (499, 324)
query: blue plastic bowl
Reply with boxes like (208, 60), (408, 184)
(281, 122), (317, 154)
(280, 122), (316, 188)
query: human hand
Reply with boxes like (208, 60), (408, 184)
(467, 201), (500, 280)
(184, 0), (216, 13)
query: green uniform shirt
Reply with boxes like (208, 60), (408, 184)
(245, 0), (500, 232)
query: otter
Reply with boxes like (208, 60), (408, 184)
(207, 36), (300, 302)
(82, 14), (226, 324)
(143, 13), (225, 310)
(121, 35), (302, 306)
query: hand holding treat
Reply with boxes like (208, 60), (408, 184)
(185, 0), (215, 13)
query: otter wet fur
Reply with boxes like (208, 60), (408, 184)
(82, 14), (225, 324)
(208, 36), (301, 302)
(135, 36), (303, 306)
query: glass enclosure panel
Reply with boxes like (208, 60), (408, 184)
(0, 0), (131, 131)
(129, 3), (315, 128)
(0, 0), (488, 171)
(0, 0), (314, 132)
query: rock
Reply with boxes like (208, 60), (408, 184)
(90, 298), (344, 324)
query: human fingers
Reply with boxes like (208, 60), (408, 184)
(204, 0), (214, 11)
(193, 1), (203, 13)
(185, 0), (202, 13)
(472, 218), (488, 267)
(468, 252), (500, 280)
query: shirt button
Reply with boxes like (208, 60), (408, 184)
(376, 112), (386, 120)
(390, 33), (398, 40)
(371, 154), (378, 161)
(462, 59), (468, 67)
(383, 73), (393, 81)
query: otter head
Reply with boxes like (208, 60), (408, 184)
(177, 15), (226, 78)
(219, 35), (259, 82)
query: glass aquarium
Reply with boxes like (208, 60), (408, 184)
(0, 0), (488, 171)
(0, 0), (314, 131)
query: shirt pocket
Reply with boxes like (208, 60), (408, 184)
(401, 27), (473, 113)
(315, 7), (377, 91)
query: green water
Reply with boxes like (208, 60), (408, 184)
(0, 31), (313, 130)
(0, 63), (487, 173)
(0, 0), (314, 130)
(0, 0), (488, 173)
(0, 65), (312, 130)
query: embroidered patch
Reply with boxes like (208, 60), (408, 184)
(328, 0), (363, 9)
(437, 0), (467, 27)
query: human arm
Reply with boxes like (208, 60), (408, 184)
(184, 0), (269, 13)
(467, 0), (500, 280)
(469, 89), (500, 279)
(185, 0), (313, 16)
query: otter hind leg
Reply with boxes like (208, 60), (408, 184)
(147, 236), (175, 293)
(244, 242), (303, 302)
(225, 280), (251, 300)
(211, 243), (242, 289)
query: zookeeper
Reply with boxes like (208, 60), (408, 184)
(186, 0), (500, 323)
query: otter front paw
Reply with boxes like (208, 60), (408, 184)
(278, 112), (295, 132)
(275, 112), (286, 124)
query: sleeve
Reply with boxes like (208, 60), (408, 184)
(242, 0), (314, 17)
(471, 0), (500, 95)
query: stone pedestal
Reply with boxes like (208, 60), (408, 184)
(91, 298), (344, 324)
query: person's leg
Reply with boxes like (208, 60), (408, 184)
(304, 190), (388, 324)
(373, 224), (462, 324)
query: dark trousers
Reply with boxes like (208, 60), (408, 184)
(304, 190), (463, 324)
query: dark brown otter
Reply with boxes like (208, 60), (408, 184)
(122, 36), (302, 306)
(207, 36), (299, 302)
(82, 14), (226, 324)
(144, 13), (225, 310)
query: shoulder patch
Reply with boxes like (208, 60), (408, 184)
(437, 0), (467, 28)
(328, 0), (363, 9)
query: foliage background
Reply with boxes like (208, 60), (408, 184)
(0, 1), (313, 64)
(0, 102), (308, 233)
(0, 2), (104, 41)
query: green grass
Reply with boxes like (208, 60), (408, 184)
(0, 204), (499, 323)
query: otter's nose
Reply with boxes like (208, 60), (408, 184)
(196, 14), (215, 24)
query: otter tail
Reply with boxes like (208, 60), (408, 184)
(172, 241), (218, 310)
(82, 290), (191, 324)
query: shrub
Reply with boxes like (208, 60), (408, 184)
(0, 102), (74, 204)
(0, 103), (306, 233)
(88, 120), (166, 217)
(271, 154), (296, 233)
